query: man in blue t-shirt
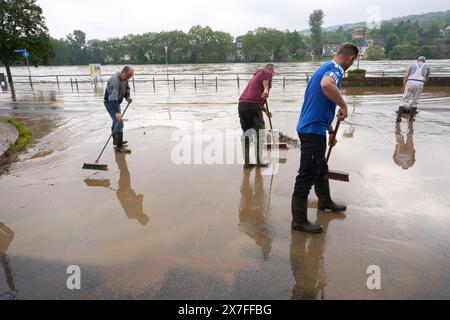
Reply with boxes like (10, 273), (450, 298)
(291, 44), (359, 234)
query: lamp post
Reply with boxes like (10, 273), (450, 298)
(164, 43), (169, 86)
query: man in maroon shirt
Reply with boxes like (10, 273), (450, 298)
(238, 64), (275, 167)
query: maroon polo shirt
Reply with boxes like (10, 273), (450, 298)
(239, 69), (273, 106)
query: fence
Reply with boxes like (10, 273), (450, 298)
(8, 71), (450, 93)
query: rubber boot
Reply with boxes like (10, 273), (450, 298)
(112, 129), (127, 146)
(314, 179), (346, 212)
(291, 196), (323, 233)
(409, 107), (417, 122)
(115, 132), (131, 154)
(396, 106), (405, 122)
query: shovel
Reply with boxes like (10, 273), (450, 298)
(326, 119), (350, 182)
(264, 101), (288, 150)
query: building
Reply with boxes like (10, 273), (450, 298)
(442, 25), (450, 36)
(235, 36), (245, 61)
(322, 44), (340, 57)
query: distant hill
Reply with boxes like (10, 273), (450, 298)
(300, 9), (450, 35)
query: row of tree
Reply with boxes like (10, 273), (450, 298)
(1, 0), (450, 86)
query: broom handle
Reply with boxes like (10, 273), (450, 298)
(326, 118), (341, 163)
(265, 101), (276, 143)
(95, 102), (131, 163)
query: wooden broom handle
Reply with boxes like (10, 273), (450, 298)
(326, 119), (341, 163)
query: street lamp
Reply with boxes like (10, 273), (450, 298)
(164, 42), (169, 85)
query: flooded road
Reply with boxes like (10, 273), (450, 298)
(1, 62), (450, 299)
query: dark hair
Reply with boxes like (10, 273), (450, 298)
(122, 66), (134, 74)
(337, 44), (359, 57)
(265, 63), (275, 70)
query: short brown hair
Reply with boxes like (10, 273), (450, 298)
(337, 44), (359, 57)
(265, 63), (275, 70)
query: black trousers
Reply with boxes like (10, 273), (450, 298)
(238, 102), (266, 164)
(293, 133), (329, 199)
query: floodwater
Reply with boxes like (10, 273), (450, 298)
(1, 61), (450, 299)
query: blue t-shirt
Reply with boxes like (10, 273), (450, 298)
(297, 60), (344, 136)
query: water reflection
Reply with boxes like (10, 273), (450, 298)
(0, 223), (17, 299)
(84, 153), (149, 225)
(393, 122), (415, 170)
(290, 212), (344, 300)
(239, 167), (272, 260)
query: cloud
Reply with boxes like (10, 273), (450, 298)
(36, 0), (450, 39)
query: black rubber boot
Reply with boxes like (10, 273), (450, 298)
(291, 196), (323, 233)
(112, 129), (127, 146)
(315, 179), (346, 212)
(396, 106), (405, 122)
(115, 132), (131, 154)
(409, 107), (417, 122)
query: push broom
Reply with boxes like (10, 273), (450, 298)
(326, 119), (350, 182)
(82, 102), (131, 171)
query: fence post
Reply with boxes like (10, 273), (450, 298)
(70, 77), (73, 91)
(56, 76), (60, 89)
(173, 77), (176, 92)
(237, 74), (240, 90)
(152, 77), (156, 92)
(132, 77), (136, 92)
(202, 74), (204, 84)
(283, 76), (286, 90)
(194, 77), (197, 91)
(75, 78), (79, 93)
(215, 77), (218, 91)
(306, 73), (309, 83)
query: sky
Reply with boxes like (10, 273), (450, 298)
(36, 0), (450, 40)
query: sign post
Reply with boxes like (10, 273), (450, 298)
(351, 27), (368, 69)
(14, 49), (32, 87)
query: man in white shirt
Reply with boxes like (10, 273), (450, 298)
(396, 56), (431, 122)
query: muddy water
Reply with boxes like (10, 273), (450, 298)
(1, 62), (450, 299)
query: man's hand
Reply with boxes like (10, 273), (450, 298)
(262, 89), (269, 100)
(337, 107), (348, 121)
(126, 97), (133, 104)
(266, 111), (273, 119)
(329, 133), (337, 147)
(115, 113), (123, 122)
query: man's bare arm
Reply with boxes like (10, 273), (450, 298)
(320, 76), (348, 119)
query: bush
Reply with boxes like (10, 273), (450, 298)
(389, 44), (419, 60)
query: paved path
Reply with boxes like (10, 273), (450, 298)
(0, 118), (19, 156)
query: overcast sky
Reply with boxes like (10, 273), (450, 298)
(36, 0), (449, 40)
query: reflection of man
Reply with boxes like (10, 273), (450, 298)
(84, 154), (149, 226)
(290, 213), (344, 300)
(115, 153), (149, 225)
(393, 122), (416, 170)
(0, 223), (16, 298)
(396, 56), (431, 122)
(239, 167), (272, 259)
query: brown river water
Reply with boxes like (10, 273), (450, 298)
(0, 61), (450, 299)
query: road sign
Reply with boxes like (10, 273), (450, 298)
(23, 51), (30, 59)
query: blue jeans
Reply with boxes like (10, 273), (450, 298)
(104, 101), (123, 133)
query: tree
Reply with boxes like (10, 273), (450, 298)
(385, 32), (400, 54)
(0, 0), (52, 86)
(365, 45), (385, 60)
(309, 9), (324, 57)
(389, 44), (419, 60)
(67, 30), (89, 64)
